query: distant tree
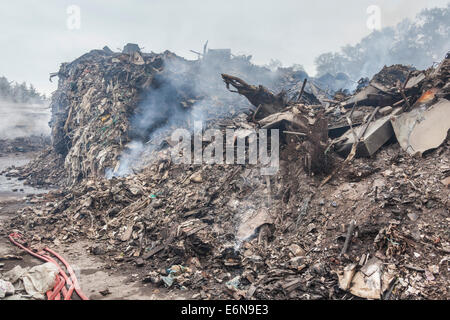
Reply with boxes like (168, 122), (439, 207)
(290, 64), (306, 72)
(0, 76), (12, 99)
(0, 76), (45, 104)
(315, 52), (348, 77)
(314, 4), (450, 81)
(266, 58), (283, 71)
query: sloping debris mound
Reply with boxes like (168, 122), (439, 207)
(371, 64), (413, 87)
(14, 45), (296, 187)
(342, 55), (449, 110)
(50, 49), (189, 185)
(7, 139), (449, 300)
(10, 147), (65, 187)
(12, 49), (175, 186)
(4, 50), (449, 300)
(325, 54), (450, 158)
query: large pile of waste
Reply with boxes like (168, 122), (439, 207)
(15, 45), (293, 186)
(5, 47), (449, 300)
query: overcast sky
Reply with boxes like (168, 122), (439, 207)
(0, 0), (448, 94)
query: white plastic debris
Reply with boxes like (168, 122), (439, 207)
(2, 262), (59, 300)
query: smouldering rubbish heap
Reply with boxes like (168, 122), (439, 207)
(4, 45), (450, 300)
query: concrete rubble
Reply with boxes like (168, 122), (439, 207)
(1, 46), (449, 300)
(392, 98), (450, 156)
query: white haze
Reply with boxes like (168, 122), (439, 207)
(0, 101), (50, 139)
(0, 0), (448, 95)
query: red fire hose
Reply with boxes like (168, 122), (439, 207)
(8, 232), (88, 300)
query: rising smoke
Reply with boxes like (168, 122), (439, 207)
(0, 100), (50, 139)
(107, 50), (284, 178)
(0, 76), (49, 139)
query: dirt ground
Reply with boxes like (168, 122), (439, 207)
(0, 152), (194, 300)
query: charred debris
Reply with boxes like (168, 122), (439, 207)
(4, 44), (450, 300)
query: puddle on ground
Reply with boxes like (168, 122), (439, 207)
(0, 153), (50, 201)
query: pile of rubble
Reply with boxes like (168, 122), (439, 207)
(13, 45), (290, 187)
(4, 47), (449, 300)
(0, 136), (50, 156)
(46, 48), (190, 185)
